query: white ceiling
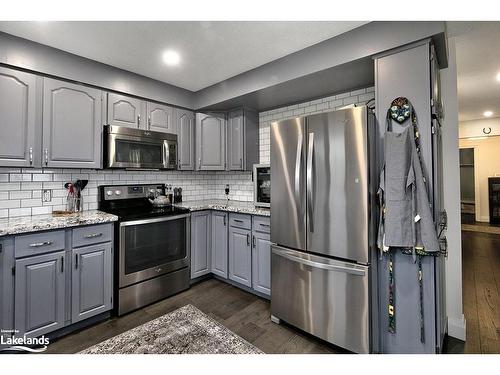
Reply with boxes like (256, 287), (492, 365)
(0, 21), (368, 91)
(448, 22), (500, 122)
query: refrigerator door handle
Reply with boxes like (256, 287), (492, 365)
(307, 132), (314, 232)
(294, 132), (303, 206)
(273, 246), (366, 276)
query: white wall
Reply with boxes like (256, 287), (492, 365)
(441, 36), (466, 341)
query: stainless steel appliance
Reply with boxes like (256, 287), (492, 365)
(253, 164), (270, 208)
(99, 184), (190, 315)
(105, 125), (177, 170)
(270, 106), (375, 353)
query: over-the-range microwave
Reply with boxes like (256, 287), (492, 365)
(104, 125), (177, 170)
(253, 164), (270, 208)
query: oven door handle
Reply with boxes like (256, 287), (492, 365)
(119, 213), (191, 227)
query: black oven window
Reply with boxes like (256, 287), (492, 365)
(257, 167), (271, 204)
(123, 218), (186, 274)
(115, 140), (163, 165)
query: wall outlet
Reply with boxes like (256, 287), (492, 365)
(42, 189), (52, 202)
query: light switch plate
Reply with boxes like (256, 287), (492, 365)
(42, 189), (52, 202)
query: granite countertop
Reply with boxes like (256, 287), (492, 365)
(173, 199), (270, 217)
(0, 210), (118, 237)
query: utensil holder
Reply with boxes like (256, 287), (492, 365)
(67, 196), (83, 213)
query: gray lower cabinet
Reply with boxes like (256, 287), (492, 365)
(228, 226), (252, 288)
(43, 78), (103, 168)
(14, 251), (66, 337)
(146, 102), (175, 133)
(195, 112), (226, 170)
(107, 92), (146, 129)
(211, 211), (228, 278)
(191, 211), (211, 278)
(251, 230), (271, 295)
(71, 243), (112, 323)
(0, 67), (39, 168)
(176, 108), (195, 170)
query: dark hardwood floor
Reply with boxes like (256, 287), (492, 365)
(45, 229), (500, 354)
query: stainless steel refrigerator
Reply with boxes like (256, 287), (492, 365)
(270, 106), (375, 354)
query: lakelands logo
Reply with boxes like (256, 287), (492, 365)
(1, 329), (49, 353)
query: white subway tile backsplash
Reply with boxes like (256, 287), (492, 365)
(32, 174), (53, 182)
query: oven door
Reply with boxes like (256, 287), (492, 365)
(107, 132), (176, 169)
(119, 214), (190, 288)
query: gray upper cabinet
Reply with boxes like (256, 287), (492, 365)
(196, 112), (226, 170)
(107, 92), (146, 129)
(191, 211), (211, 278)
(71, 243), (112, 323)
(252, 230), (271, 296)
(14, 251), (66, 337)
(211, 211), (228, 278)
(176, 109), (195, 170)
(226, 108), (259, 171)
(228, 225), (252, 288)
(43, 78), (103, 169)
(146, 102), (175, 133)
(0, 67), (39, 168)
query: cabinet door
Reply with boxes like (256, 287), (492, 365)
(0, 67), (38, 168)
(252, 231), (271, 295)
(196, 112), (226, 170)
(15, 251), (66, 337)
(43, 78), (102, 168)
(228, 226), (252, 287)
(147, 102), (175, 133)
(211, 211), (228, 278)
(176, 109), (195, 170)
(191, 211), (211, 278)
(71, 243), (112, 323)
(107, 93), (145, 129)
(227, 109), (245, 170)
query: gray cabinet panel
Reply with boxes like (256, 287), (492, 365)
(227, 109), (244, 170)
(147, 102), (175, 133)
(14, 251), (66, 337)
(252, 231), (271, 295)
(15, 230), (65, 258)
(1, 238), (15, 343)
(191, 211), (211, 278)
(43, 78), (102, 168)
(0, 67), (38, 168)
(72, 224), (113, 248)
(211, 211), (228, 278)
(107, 93), (146, 129)
(196, 112), (226, 170)
(228, 226), (252, 287)
(71, 243), (112, 323)
(176, 109), (195, 170)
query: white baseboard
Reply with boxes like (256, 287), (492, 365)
(448, 315), (466, 341)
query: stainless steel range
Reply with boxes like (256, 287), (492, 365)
(99, 184), (190, 315)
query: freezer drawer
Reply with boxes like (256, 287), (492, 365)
(271, 245), (370, 353)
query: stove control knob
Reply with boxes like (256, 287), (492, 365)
(115, 190), (122, 196)
(106, 190), (113, 197)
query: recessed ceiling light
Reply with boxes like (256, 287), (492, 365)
(162, 50), (180, 66)
(484, 111), (493, 117)
(496, 72), (500, 82)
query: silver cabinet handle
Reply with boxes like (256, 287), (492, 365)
(148, 115), (151, 128)
(252, 235), (256, 248)
(198, 158), (202, 170)
(246, 233), (250, 246)
(307, 132), (314, 232)
(294, 133), (303, 206)
(75, 254), (79, 269)
(137, 114), (141, 126)
(29, 147), (33, 165)
(44, 148), (48, 166)
(61, 256), (64, 273)
(240, 157), (243, 168)
(84, 233), (103, 239)
(29, 241), (53, 248)
(223, 215), (226, 226)
(259, 223), (270, 227)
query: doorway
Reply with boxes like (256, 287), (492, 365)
(459, 148), (476, 224)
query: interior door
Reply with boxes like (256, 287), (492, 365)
(306, 108), (369, 264)
(270, 117), (306, 251)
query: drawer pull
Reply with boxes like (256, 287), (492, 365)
(29, 241), (53, 248)
(84, 233), (103, 239)
(259, 223), (270, 227)
(234, 219), (244, 223)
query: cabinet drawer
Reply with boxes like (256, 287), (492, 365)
(72, 224), (113, 248)
(252, 216), (270, 233)
(229, 213), (251, 230)
(15, 230), (65, 258)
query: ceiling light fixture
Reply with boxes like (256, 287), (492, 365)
(496, 72), (500, 82)
(483, 111), (493, 117)
(162, 50), (180, 66)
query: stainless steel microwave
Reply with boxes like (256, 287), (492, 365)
(253, 164), (270, 208)
(105, 125), (177, 170)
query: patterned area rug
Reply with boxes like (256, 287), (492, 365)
(80, 304), (263, 354)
